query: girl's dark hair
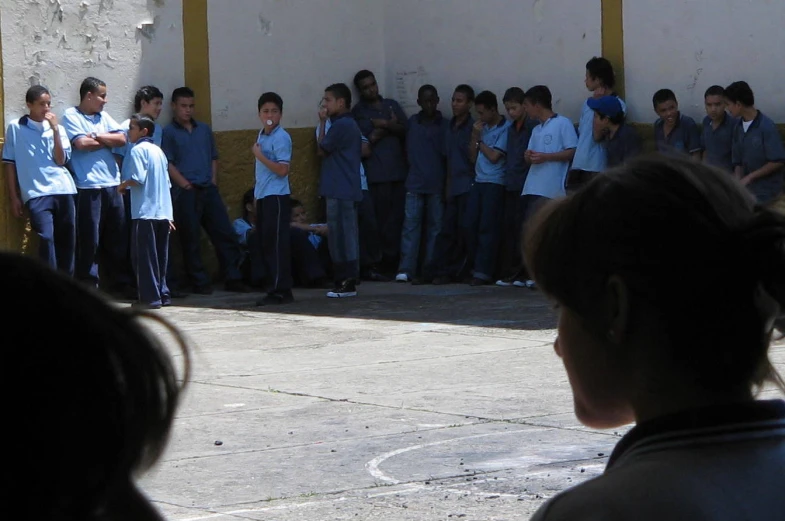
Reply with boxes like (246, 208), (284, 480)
(134, 85), (164, 112)
(4, 252), (190, 519)
(586, 57), (616, 89)
(525, 155), (785, 394)
(26, 85), (51, 104)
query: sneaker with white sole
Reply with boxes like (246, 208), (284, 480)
(524, 279), (536, 289)
(513, 280), (527, 288)
(395, 273), (410, 283)
(327, 279), (358, 298)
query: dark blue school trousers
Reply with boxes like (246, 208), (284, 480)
(131, 219), (171, 307)
(432, 192), (469, 279)
(465, 182), (505, 281)
(172, 184), (243, 288)
(75, 187), (132, 288)
(27, 194), (76, 275)
(257, 195), (292, 293)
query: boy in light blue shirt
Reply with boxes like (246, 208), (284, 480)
(465, 90), (511, 285)
(61, 76), (130, 292)
(117, 115), (173, 309)
(3, 85), (76, 274)
(252, 92), (294, 306)
(518, 85), (578, 288)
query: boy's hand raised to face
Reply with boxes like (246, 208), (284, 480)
(44, 112), (59, 128)
(472, 120), (483, 137)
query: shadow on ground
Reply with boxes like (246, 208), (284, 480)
(138, 281), (557, 331)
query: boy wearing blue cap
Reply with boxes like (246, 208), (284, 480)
(588, 96), (642, 169)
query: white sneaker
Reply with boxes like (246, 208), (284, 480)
(513, 280), (527, 288)
(496, 279), (514, 287)
(395, 273), (410, 283)
(524, 280), (537, 289)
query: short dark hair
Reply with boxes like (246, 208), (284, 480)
(258, 92), (283, 112)
(474, 91), (499, 111)
(418, 84), (438, 99)
(326, 83), (352, 109)
(129, 114), (156, 136)
(724, 81), (755, 107)
(704, 85), (725, 99)
(26, 85), (50, 104)
(596, 110), (626, 126)
(524, 85), (553, 110)
(242, 189), (255, 220)
(353, 69), (375, 89)
(503, 87), (526, 104)
(652, 89), (677, 109)
(454, 84), (475, 102)
(134, 85), (164, 112)
(171, 87), (195, 104)
(586, 57), (616, 89)
(79, 77), (106, 101)
(290, 198), (304, 209)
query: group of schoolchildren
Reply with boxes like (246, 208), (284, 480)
(4, 57), (785, 307)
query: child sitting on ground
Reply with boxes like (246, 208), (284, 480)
(290, 198), (331, 287)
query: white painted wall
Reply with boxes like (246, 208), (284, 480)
(1, 0), (184, 126)
(383, 0), (602, 121)
(207, 0), (384, 132)
(624, 0), (785, 123)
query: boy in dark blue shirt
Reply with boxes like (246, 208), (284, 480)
(352, 69), (408, 275)
(701, 85), (736, 173)
(162, 87), (247, 295)
(652, 89), (702, 159)
(725, 81), (785, 204)
(588, 96), (642, 169)
(496, 87), (538, 286)
(396, 85), (448, 285)
(432, 84), (475, 285)
(318, 83), (363, 298)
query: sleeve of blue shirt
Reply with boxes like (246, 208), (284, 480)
(62, 111), (87, 143)
(561, 119), (579, 150)
(2, 124), (16, 162)
(161, 127), (179, 165)
(320, 120), (346, 154)
(57, 125), (72, 164)
(493, 126), (509, 154)
(731, 126), (742, 167)
(209, 127), (219, 161)
(763, 121), (785, 163)
(112, 120), (131, 157)
(685, 118), (702, 153)
(123, 146), (148, 185)
(233, 219), (252, 246)
(103, 113), (125, 133)
(275, 131), (293, 164)
(351, 106), (374, 138)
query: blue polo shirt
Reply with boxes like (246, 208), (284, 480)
(112, 119), (163, 158)
(475, 117), (511, 185)
(701, 113), (737, 173)
(732, 111), (785, 203)
(121, 138), (173, 221)
(405, 111), (448, 195)
(352, 98), (408, 184)
(523, 115), (578, 199)
(319, 112), (363, 202)
(254, 125), (292, 199)
(317, 120), (368, 191)
(445, 115), (475, 197)
(654, 113), (702, 156)
(62, 106), (124, 188)
(161, 119), (218, 186)
(505, 117), (538, 193)
(2, 116), (76, 203)
(606, 122), (642, 169)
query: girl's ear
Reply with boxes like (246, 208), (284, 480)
(605, 275), (630, 344)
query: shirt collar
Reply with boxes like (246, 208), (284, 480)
(136, 137), (155, 145)
(607, 399), (785, 469)
(484, 116), (507, 130)
(416, 110), (443, 125)
(330, 112), (353, 123)
(259, 124), (284, 138)
(451, 115), (473, 130)
(172, 118), (199, 129)
(19, 115), (50, 131)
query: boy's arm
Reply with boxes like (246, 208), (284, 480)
(94, 113), (127, 148)
(4, 163), (23, 218)
(63, 112), (104, 152)
(686, 119), (703, 160)
(468, 120), (482, 165)
(741, 124), (785, 185)
(210, 130), (220, 185)
(378, 101), (407, 137)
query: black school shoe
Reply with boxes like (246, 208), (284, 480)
(256, 290), (294, 306)
(326, 279), (357, 298)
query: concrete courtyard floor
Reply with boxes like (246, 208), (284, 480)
(137, 281), (785, 521)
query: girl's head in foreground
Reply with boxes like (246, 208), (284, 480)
(4, 252), (190, 521)
(525, 155), (785, 429)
